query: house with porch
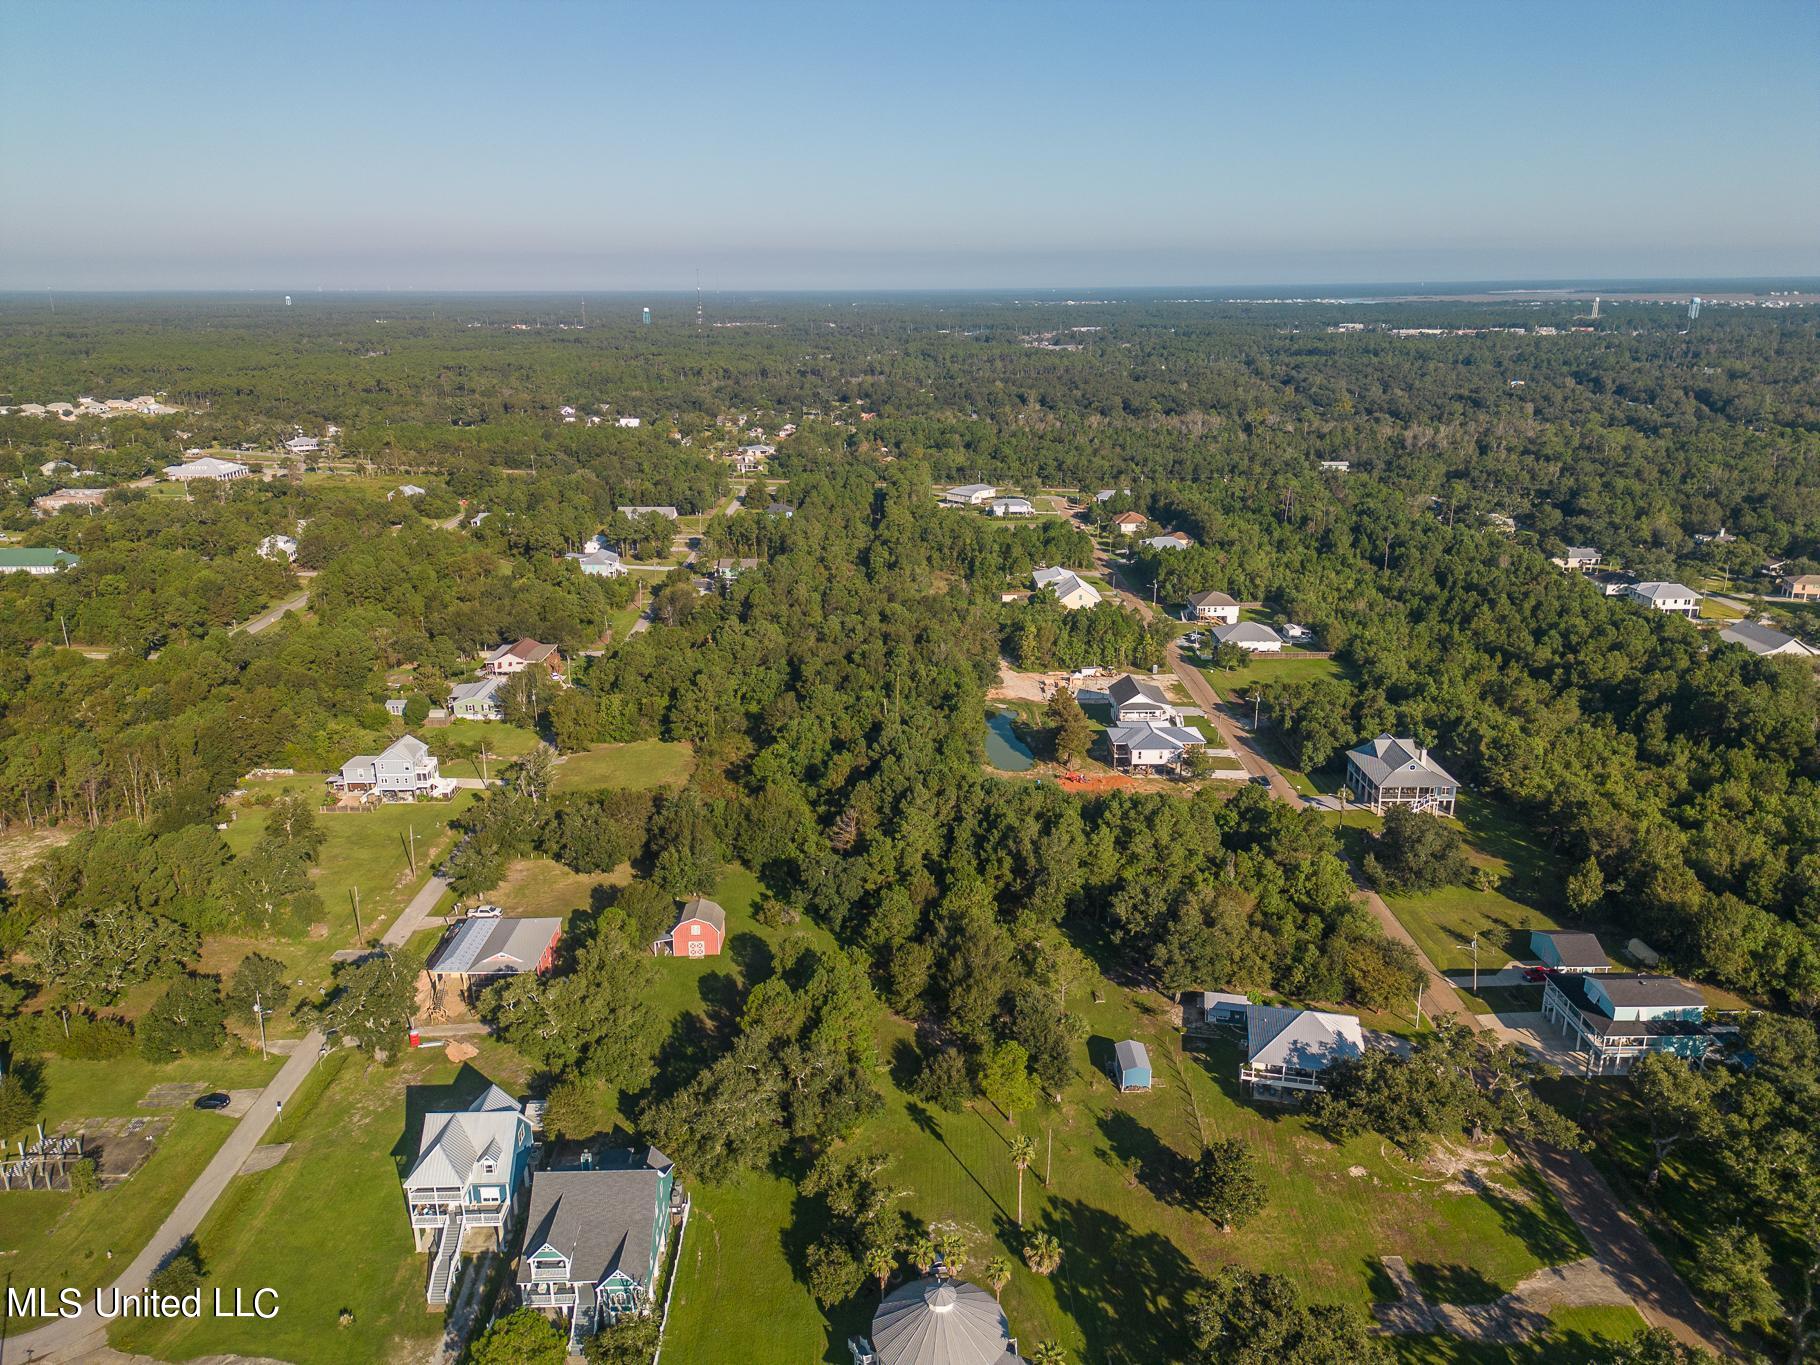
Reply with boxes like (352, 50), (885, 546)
(330, 734), (450, 800)
(1782, 573), (1820, 602)
(1343, 735), (1458, 815)
(1551, 547), (1603, 572)
(449, 675), (506, 720)
(1105, 721), (1206, 773)
(484, 638), (565, 680)
(1238, 1005), (1364, 1098)
(402, 1082), (536, 1306)
(1106, 673), (1179, 725)
(1183, 590), (1240, 624)
(1624, 581), (1701, 618)
(1540, 973), (1713, 1074)
(517, 1148), (683, 1348)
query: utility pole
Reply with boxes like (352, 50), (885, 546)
(478, 742), (491, 785)
(407, 825), (417, 876)
(1414, 980), (1424, 1027)
(1469, 932), (1480, 994)
(60, 616), (70, 649)
(1046, 1126), (1053, 1185)
(253, 988), (268, 1059)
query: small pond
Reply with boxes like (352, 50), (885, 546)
(984, 709), (1035, 771)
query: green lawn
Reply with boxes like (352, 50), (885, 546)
(1392, 1305), (1651, 1364)
(432, 722), (544, 778)
(1343, 796), (1569, 974)
(222, 776), (474, 991)
(110, 1040), (530, 1363)
(1193, 652), (1347, 694)
(551, 739), (694, 793)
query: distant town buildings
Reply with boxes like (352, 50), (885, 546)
(32, 488), (107, 517)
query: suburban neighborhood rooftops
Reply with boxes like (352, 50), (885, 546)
(428, 916), (562, 977)
(1534, 931), (1608, 970)
(1111, 511), (1147, 526)
(516, 1149), (673, 1290)
(1345, 734), (1457, 789)
(1186, 589), (1237, 609)
(487, 638), (558, 665)
(1629, 581), (1699, 602)
(1244, 1005), (1365, 1072)
(1719, 621), (1816, 657)
(870, 1277), (1017, 1365)
(617, 505), (679, 519)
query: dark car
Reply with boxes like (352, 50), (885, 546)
(1250, 774), (1273, 788)
(193, 1092), (232, 1111)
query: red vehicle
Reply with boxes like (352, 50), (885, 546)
(1522, 966), (1550, 984)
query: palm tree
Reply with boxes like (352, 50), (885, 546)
(983, 1254), (1013, 1303)
(863, 1244), (894, 1297)
(935, 1226), (971, 1276)
(1009, 1134), (1038, 1227)
(1022, 1230), (1062, 1277)
(1029, 1344), (1067, 1365)
(910, 1236), (938, 1277)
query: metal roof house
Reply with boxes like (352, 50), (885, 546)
(1181, 991), (1250, 1030)
(0, 547), (80, 575)
(1624, 581), (1701, 618)
(1541, 973), (1713, 1074)
(1239, 1005), (1364, 1098)
(517, 1148), (682, 1348)
(1140, 532), (1192, 551)
(617, 504), (679, 519)
(449, 675), (506, 720)
(988, 496), (1035, 517)
(850, 1277), (1020, 1365)
(426, 916), (562, 1002)
(1531, 930), (1610, 973)
(1105, 721), (1206, 773)
(941, 483), (998, 506)
(1344, 735), (1458, 816)
(164, 455), (250, 482)
(1031, 565), (1101, 611)
(402, 1082), (535, 1304)
(1209, 621), (1284, 653)
(1110, 1040), (1152, 1092)
(573, 546), (627, 578)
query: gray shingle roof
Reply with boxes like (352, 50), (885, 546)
(1186, 589), (1237, 608)
(516, 1151), (672, 1291)
(1106, 674), (1170, 709)
(676, 897), (725, 934)
(1345, 734), (1458, 789)
(1591, 975), (1706, 1010)
(1719, 621), (1814, 656)
(870, 1278), (1017, 1365)
(1536, 931), (1607, 969)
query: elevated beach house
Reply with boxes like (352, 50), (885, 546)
(402, 1083), (536, 1305)
(1343, 735), (1458, 816)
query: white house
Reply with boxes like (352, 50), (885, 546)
(572, 547), (626, 578)
(1106, 722), (1206, 773)
(164, 456), (250, 482)
(1107, 674), (1179, 725)
(1183, 590), (1240, 624)
(617, 505), (679, 520)
(1209, 621), (1283, 653)
(485, 639), (564, 678)
(1031, 565), (1101, 611)
(615, 416), (642, 428)
(1110, 511), (1148, 535)
(1551, 547), (1602, 572)
(1718, 621), (1817, 658)
(284, 435), (320, 456)
(1239, 1005), (1365, 1097)
(257, 534), (299, 562)
(941, 483), (997, 506)
(390, 483), (428, 500)
(988, 496), (1035, 517)
(331, 734), (450, 800)
(0, 548), (80, 575)
(1343, 735), (1458, 815)
(1318, 459), (1351, 472)
(1141, 532), (1193, 552)
(1625, 581), (1701, 618)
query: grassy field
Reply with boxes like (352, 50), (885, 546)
(1340, 796), (1569, 975)
(1392, 1305), (1651, 1363)
(111, 1040), (532, 1363)
(222, 775), (474, 989)
(551, 738), (694, 793)
(432, 722), (544, 779)
(1, 1051), (283, 1328)
(493, 855), (629, 918)
(1193, 652), (1347, 694)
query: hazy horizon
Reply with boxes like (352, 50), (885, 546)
(4, 0), (1816, 291)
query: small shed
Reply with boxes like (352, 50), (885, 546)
(1532, 930), (1609, 973)
(1110, 1040), (1151, 1092)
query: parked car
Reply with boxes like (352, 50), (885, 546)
(194, 1092), (232, 1111)
(467, 903), (502, 919)
(1521, 966), (1550, 984)
(1250, 774), (1273, 788)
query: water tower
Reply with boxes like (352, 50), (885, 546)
(641, 307), (651, 326)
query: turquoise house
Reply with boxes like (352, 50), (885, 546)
(1111, 1039), (1152, 1092)
(1541, 972), (1712, 1073)
(401, 1083), (536, 1305)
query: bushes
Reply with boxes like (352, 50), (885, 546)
(3, 1009), (136, 1059)
(1362, 806), (1473, 893)
(139, 975), (229, 1061)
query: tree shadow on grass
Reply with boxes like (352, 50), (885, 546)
(904, 1101), (1010, 1223)
(1410, 1261), (1504, 1307)
(1034, 1197), (1200, 1365)
(1095, 1110), (1192, 1205)
(727, 929), (774, 989)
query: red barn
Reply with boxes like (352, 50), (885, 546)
(653, 896), (726, 958)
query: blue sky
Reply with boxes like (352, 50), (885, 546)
(2, 0), (1816, 289)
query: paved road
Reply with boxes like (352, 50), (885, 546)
(382, 871), (453, 949)
(235, 590), (309, 635)
(1, 1031), (327, 1364)
(1164, 642), (1301, 801)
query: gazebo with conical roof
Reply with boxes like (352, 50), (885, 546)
(858, 1277), (1020, 1365)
